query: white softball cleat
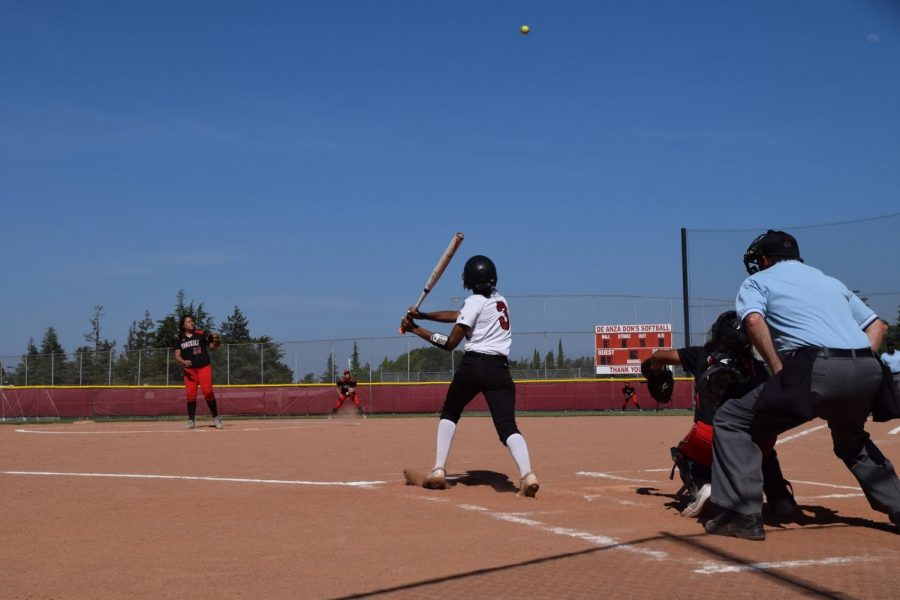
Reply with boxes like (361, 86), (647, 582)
(423, 467), (447, 490)
(682, 483), (711, 517)
(518, 472), (540, 498)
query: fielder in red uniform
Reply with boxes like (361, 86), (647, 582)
(173, 315), (222, 429)
(620, 381), (642, 411)
(331, 370), (365, 418)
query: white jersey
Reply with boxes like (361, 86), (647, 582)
(456, 291), (511, 356)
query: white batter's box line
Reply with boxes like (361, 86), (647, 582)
(575, 471), (658, 484)
(889, 425), (900, 435)
(456, 503), (669, 560)
(3, 471), (386, 489)
(14, 423), (331, 435)
(791, 480), (861, 491)
(801, 493), (865, 500)
(775, 424), (828, 444)
(693, 555), (883, 575)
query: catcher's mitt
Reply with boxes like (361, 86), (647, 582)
(208, 333), (222, 350)
(640, 358), (674, 404)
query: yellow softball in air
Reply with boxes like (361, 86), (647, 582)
(520, 25), (530, 35)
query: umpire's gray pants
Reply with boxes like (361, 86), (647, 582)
(711, 355), (900, 516)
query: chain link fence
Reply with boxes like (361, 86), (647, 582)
(0, 296), (688, 387)
(5, 291), (845, 387)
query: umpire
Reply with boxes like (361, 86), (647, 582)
(706, 230), (900, 540)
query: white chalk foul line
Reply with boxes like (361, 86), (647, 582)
(3, 471), (386, 489)
(802, 493), (865, 500)
(889, 425), (900, 435)
(576, 471), (657, 484)
(791, 480), (860, 491)
(455, 503), (669, 559)
(775, 424), (828, 445)
(694, 555), (882, 575)
(14, 423), (339, 435)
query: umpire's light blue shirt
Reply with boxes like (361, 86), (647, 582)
(883, 351), (900, 374)
(735, 261), (877, 353)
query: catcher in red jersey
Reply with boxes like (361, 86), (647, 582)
(331, 370), (365, 418)
(644, 310), (795, 518)
(173, 315), (223, 429)
(400, 255), (539, 498)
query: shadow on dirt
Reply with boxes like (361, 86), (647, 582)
(452, 469), (518, 494)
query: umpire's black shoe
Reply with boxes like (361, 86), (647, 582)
(765, 480), (799, 520)
(890, 511), (900, 534)
(704, 510), (765, 540)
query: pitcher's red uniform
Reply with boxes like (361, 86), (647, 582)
(175, 330), (214, 400)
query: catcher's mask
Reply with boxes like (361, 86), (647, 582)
(743, 230), (802, 274)
(463, 255), (497, 296)
(709, 310), (749, 356)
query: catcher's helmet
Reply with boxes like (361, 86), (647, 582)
(463, 255), (497, 296)
(708, 310), (749, 356)
(743, 230), (802, 274)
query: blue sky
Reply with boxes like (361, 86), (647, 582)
(1, 1), (898, 357)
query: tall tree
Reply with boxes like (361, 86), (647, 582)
(545, 350), (556, 370)
(119, 311), (156, 385)
(257, 335), (293, 384)
(83, 305), (117, 352)
(84, 305), (104, 352)
(40, 327), (65, 355)
(220, 306), (251, 341)
(135, 310), (155, 349)
(13, 338), (40, 385)
(530, 349), (541, 370)
(321, 352), (336, 383)
(557, 339), (566, 368)
(350, 342), (361, 373)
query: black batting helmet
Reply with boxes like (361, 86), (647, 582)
(463, 255), (497, 296)
(743, 230), (802, 274)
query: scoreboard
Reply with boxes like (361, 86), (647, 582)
(595, 323), (673, 375)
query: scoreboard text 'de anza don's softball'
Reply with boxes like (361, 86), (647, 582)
(595, 323), (673, 375)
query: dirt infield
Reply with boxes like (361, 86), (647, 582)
(2, 415), (899, 599)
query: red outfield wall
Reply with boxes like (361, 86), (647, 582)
(0, 380), (693, 419)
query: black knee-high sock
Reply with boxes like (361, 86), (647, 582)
(187, 401), (197, 420)
(206, 399), (218, 418)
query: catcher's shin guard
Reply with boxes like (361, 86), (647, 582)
(670, 446), (696, 498)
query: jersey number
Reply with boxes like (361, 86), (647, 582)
(496, 301), (510, 330)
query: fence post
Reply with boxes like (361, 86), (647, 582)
(108, 350), (113, 385)
(51, 353), (55, 385)
(137, 350), (142, 385)
(166, 351), (170, 385)
(227, 344), (231, 385)
(24, 355), (28, 386)
(260, 343), (264, 384)
(79, 353), (83, 386)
